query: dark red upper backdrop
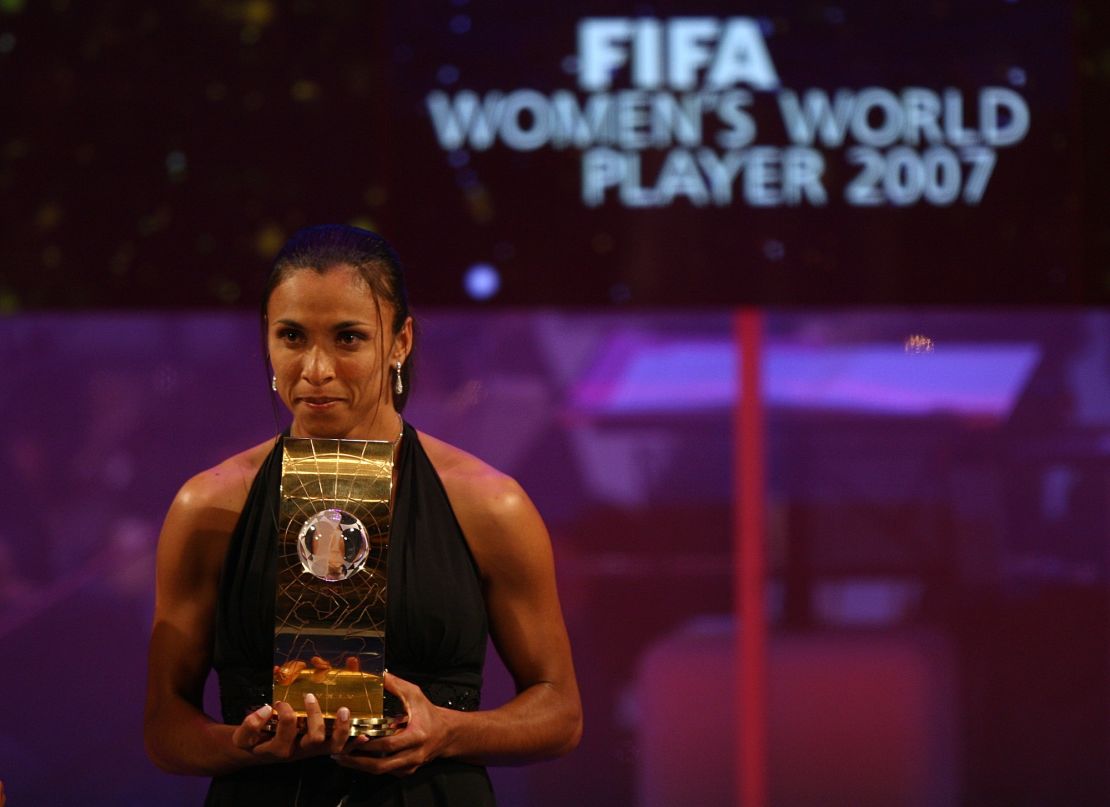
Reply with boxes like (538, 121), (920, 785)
(0, 1), (1097, 308)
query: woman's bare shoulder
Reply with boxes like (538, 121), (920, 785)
(414, 429), (544, 559)
(415, 429), (521, 505)
(156, 437), (279, 585)
(173, 437), (277, 519)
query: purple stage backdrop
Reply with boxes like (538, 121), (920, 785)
(3, 2), (1110, 805)
(1, 308), (1107, 806)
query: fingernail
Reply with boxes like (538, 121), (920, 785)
(255, 703), (273, 718)
(337, 707), (350, 721)
(305, 693), (317, 705)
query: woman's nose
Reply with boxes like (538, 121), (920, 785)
(302, 346), (336, 385)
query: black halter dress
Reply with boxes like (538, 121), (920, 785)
(204, 423), (494, 806)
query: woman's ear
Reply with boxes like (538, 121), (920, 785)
(391, 316), (414, 365)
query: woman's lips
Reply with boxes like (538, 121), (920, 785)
(298, 396), (342, 410)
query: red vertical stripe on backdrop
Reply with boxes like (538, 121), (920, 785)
(734, 308), (767, 807)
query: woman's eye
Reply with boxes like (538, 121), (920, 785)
(277, 328), (302, 343)
(337, 331), (366, 346)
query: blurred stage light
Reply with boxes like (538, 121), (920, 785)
(464, 263), (500, 300)
(609, 283), (632, 303)
(763, 239), (785, 261)
(165, 150), (187, 181)
(436, 64), (460, 85)
(904, 334), (935, 353)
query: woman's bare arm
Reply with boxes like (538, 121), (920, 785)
(334, 439), (582, 775)
(143, 464), (262, 775)
(144, 446), (353, 775)
(439, 470), (583, 763)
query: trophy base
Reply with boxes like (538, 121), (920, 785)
(349, 714), (409, 738)
(265, 713), (409, 738)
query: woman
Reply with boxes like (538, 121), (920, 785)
(144, 225), (582, 805)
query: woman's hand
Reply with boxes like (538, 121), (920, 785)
(230, 694), (353, 762)
(331, 672), (453, 777)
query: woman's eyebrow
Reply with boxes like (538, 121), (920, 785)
(272, 319), (371, 329)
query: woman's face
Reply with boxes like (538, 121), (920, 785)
(266, 264), (411, 440)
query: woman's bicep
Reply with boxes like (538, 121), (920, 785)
(147, 482), (235, 710)
(470, 482), (583, 757)
(474, 484), (578, 694)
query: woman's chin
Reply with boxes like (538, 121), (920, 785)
(291, 404), (392, 441)
(292, 413), (353, 440)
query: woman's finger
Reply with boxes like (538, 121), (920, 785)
(383, 671), (416, 700)
(256, 701), (299, 758)
(331, 740), (391, 775)
(302, 693), (326, 745)
(332, 745), (422, 777)
(329, 707), (352, 754)
(383, 671), (422, 716)
(231, 703), (273, 750)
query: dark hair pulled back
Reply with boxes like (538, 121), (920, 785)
(262, 224), (414, 412)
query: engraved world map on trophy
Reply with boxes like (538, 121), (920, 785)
(273, 437), (406, 736)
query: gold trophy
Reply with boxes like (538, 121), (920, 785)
(271, 437), (406, 737)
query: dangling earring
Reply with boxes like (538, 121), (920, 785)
(271, 375), (277, 392)
(393, 361), (404, 396)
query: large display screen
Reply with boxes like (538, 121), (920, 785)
(0, 1), (1087, 307)
(384, 1), (1078, 305)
